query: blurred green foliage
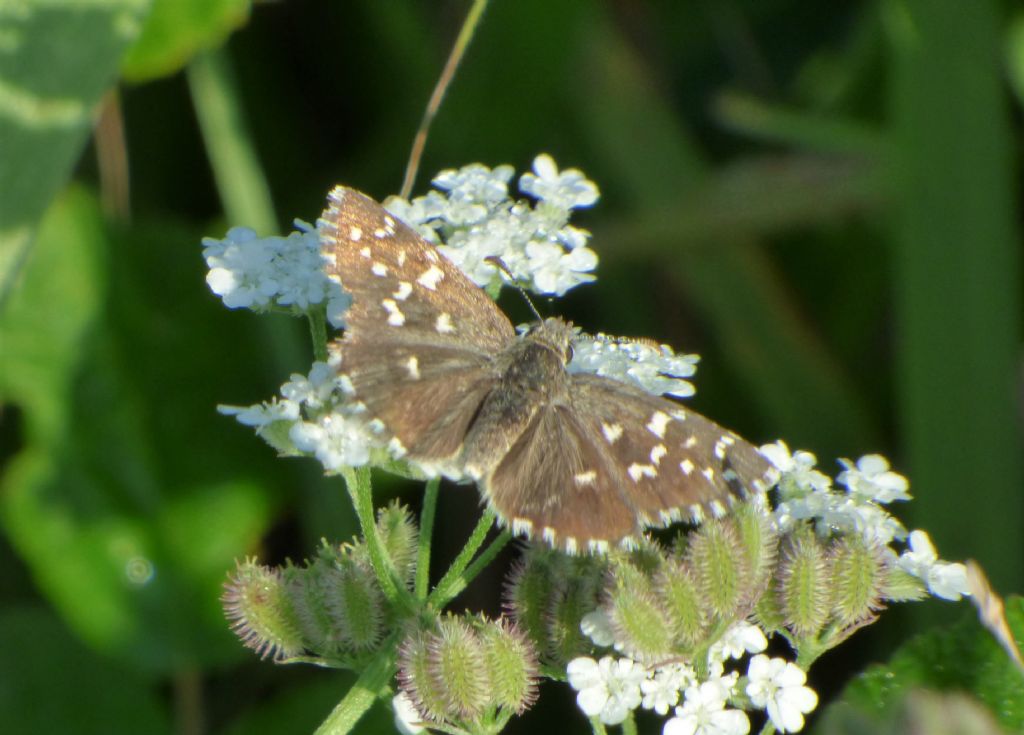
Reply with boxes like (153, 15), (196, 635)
(1, 0), (1021, 733)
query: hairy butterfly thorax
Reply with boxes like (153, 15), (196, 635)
(319, 186), (777, 554)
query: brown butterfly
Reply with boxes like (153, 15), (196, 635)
(320, 186), (776, 553)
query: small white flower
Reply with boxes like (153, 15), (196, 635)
(519, 154), (600, 210)
(641, 663), (695, 715)
(760, 441), (832, 495)
(745, 655), (818, 733)
(218, 398), (300, 427)
(289, 410), (380, 471)
(523, 240), (597, 295)
(569, 334), (700, 398)
(708, 621), (768, 664)
(202, 223), (347, 320)
(434, 162), (515, 207)
(837, 454), (911, 504)
(581, 610), (616, 647)
(664, 677), (749, 735)
(898, 530), (970, 601)
(392, 692), (425, 735)
(567, 656), (645, 725)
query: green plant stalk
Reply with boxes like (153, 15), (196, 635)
(415, 477), (441, 599)
(341, 466), (414, 613)
(313, 638), (398, 735)
(433, 529), (512, 607)
(427, 509), (499, 607)
(186, 48), (277, 234)
(308, 308), (328, 362)
(400, 0), (490, 198)
(621, 711), (637, 735)
(588, 716), (608, 735)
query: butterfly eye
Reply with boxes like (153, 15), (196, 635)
(566, 344), (574, 362)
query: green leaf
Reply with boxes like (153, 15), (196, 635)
(830, 597), (1024, 732)
(121, 0), (252, 82)
(0, 0), (150, 302)
(0, 606), (169, 735)
(0, 188), (279, 672)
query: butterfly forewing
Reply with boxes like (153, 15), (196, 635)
(320, 186), (515, 351)
(320, 186), (515, 462)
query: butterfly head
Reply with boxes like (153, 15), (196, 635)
(523, 317), (575, 365)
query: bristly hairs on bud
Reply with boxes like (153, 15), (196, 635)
(398, 614), (540, 729)
(777, 527), (833, 639)
(375, 499), (420, 588)
(733, 500), (779, 595)
(829, 535), (887, 630)
(654, 556), (708, 649)
(603, 555), (674, 662)
(504, 548), (606, 667)
(222, 559), (306, 661)
(685, 517), (753, 621)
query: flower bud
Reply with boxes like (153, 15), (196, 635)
(505, 549), (605, 665)
(733, 501), (778, 593)
(829, 536), (886, 628)
(654, 557), (707, 648)
(222, 559), (305, 660)
(398, 616), (489, 723)
(476, 617), (540, 714)
(376, 500), (419, 587)
(686, 518), (751, 620)
(777, 529), (832, 638)
(604, 558), (673, 661)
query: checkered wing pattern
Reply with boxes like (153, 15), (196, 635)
(481, 373), (778, 553)
(320, 186), (515, 462)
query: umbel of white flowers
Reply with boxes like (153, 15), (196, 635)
(203, 155), (971, 735)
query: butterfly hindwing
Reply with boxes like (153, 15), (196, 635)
(568, 373), (778, 528)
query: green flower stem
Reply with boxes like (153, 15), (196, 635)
(621, 712), (638, 735)
(308, 308), (328, 362)
(313, 640), (397, 735)
(427, 509), (502, 607)
(341, 466), (414, 613)
(588, 716), (608, 735)
(415, 477), (441, 600)
(437, 529), (512, 606)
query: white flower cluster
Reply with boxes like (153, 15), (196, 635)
(568, 620), (816, 734)
(202, 221), (350, 326)
(383, 154), (600, 296)
(218, 354), (384, 472)
(762, 442), (969, 601)
(569, 333), (700, 398)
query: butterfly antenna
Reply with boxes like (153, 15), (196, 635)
(485, 256), (543, 321)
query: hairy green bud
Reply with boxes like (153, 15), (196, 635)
(778, 529), (832, 638)
(222, 559), (305, 661)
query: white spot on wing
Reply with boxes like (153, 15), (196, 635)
(684, 435), (698, 448)
(397, 250), (407, 266)
(381, 299), (405, 326)
(417, 265), (444, 290)
(680, 459), (695, 475)
(628, 463), (657, 482)
(588, 539), (610, 554)
(564, 537), (579, 555)
(405, 356), (420, 379)
(374, 228), (387, 239)
(371, 262), (388, 277)
(388, 437), (406, 458)
(542, 526), (557, 545)
(393, 281), (413, 300)
(512, 518), (534, 537)
(574, 470), (597, 486)
(650, 444), (667, 465)
(435, 312), (454, 334)
(350, 226), (363, 242)
(359, 246), (371, 258)
(647, 411), (670, 438)
(702, 467), (715, 482)
(602, 422), (623, 444)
